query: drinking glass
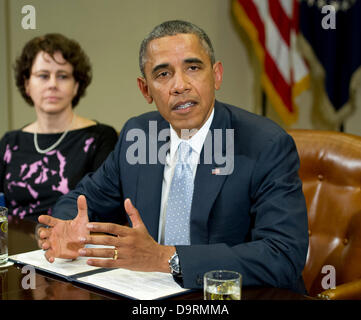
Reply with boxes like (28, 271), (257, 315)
(0, 207), (8, 265)
(204, 270), (242, 300)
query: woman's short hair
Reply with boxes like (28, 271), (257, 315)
(14, 33), (92, 108)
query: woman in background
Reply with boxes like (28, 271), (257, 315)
(0, 33), (118, 221)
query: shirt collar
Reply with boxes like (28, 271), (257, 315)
(169, 108), (214, 161)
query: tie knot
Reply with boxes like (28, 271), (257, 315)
(178, 142), (192, 164)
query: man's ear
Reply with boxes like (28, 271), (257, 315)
(213, 61), (223, 91)
(137, 77), (153, 104)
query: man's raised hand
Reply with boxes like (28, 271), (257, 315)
(38, 195), (90, 262)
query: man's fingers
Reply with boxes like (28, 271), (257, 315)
(37, 239), (46, 249)
(87, 258), (118, 268)
(38, 215), (58, 228)
(79, 234), (119, 247)
(76, 195), (89, 222)
(124, 198), (144, 229)
(44, 249), (55, 263)
(39, 228), (51, 239)
(42, 241), (50, 250)
(86, 222), (126, 236)
(78, 247), (115, 259)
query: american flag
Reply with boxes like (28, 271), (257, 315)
(232, 0), (310, 125)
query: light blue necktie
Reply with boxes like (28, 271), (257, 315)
(164, 142), (194, 245)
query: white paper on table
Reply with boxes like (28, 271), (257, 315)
(9, 245), (111, 277)
(75, 267), (190, 300)
(9, 247), (191, 299)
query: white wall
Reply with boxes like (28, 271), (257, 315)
(1, 0), (254, 136)
(1, 0), (360, 138)
(0, 0), (11, 135)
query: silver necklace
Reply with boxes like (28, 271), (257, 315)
(34, 114), (76, 154)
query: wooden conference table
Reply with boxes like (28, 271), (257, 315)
(0, 217), (312, 300)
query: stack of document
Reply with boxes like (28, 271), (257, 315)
(9, 248), (191, 300)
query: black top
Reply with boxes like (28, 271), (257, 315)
(0, 123), (118, 221)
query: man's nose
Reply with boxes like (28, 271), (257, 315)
(170, 72), (191, 94)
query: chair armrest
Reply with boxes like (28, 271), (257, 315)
(317, 278), (361, 300)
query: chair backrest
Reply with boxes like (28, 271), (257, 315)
(288, 129), (361, 296)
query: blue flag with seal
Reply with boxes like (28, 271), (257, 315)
(298, 0), (361, 127)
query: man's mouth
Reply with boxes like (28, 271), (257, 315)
(173, 101), (197, 112)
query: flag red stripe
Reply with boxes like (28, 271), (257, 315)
(237, 0), (295, 114)
(292, 0), (300, 33)
(238, 0), (266, 49)
(268, 0), (291, 46)
(265, 52), (293, 112)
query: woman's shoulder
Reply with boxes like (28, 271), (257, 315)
(71, 120), (118, 152)
(70, 119), (118, 145)
(75, 116), (112, 129)
(93, 122), (118, 133)
(79, 117), (117, 135)
(1, 129), (28, 141)
(73, 116), (96, 129)
(0, 129), (30, 154)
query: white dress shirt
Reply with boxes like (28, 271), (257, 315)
(158, 109), (214, 244)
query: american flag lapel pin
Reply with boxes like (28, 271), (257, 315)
(212, 168), (221, 175)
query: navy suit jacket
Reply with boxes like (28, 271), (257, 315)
(53, 100), (309, 294)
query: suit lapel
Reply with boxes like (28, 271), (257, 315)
(136, 118), (169, 240)
(190, 101), (230, 244)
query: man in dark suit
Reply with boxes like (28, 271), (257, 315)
(38, 20), (308, 294)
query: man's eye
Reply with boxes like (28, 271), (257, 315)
(189, 65), (200, 71)
(157, 71), (169, 78)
